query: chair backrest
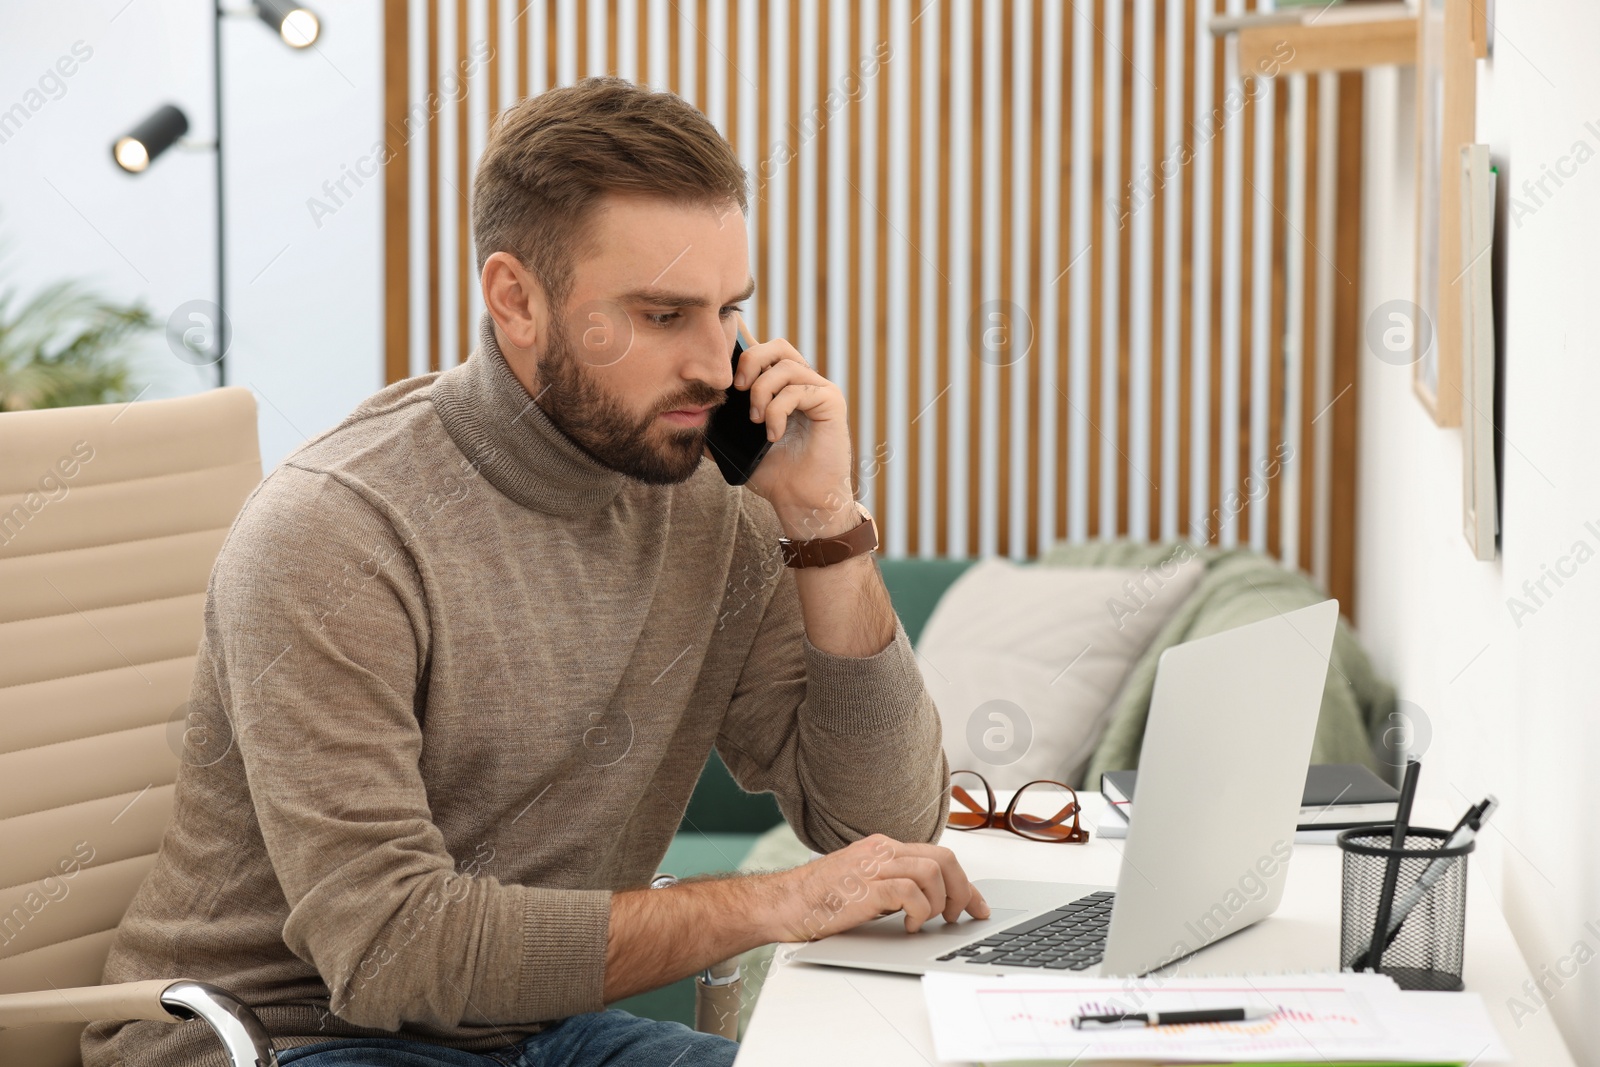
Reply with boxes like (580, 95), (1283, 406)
(0, 387), (262, 1067)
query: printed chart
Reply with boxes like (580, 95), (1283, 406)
(921, 972), (1506, 1063)
(977, 983), (1378, 1058)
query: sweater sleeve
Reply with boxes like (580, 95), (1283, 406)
(209, 464), (611, 1032)
(712, 497), (951, 854)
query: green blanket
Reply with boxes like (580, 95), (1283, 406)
(1037, 540), (1396, 786)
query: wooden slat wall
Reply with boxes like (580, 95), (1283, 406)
(382, 0), (1364, 613)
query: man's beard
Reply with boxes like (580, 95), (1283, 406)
(533, 318), (724, 486)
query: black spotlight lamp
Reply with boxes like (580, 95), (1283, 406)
(112, 105), (190, 174)
(108, 3), (323, 388)
(256, 0), (321, 48)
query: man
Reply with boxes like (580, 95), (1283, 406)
(83, 75), (988, 1067)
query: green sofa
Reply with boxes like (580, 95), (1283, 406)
(611, 558), (973, 1026)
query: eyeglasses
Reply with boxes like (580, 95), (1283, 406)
(947, 769), (1090, 843)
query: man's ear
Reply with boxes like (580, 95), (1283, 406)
(482, 251), (547, 352)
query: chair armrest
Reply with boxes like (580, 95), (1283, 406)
(0, 979), (279, 1067)
(0, 979), (186, 1027)
(694, 957), (742, 1041)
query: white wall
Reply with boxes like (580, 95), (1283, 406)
(1, 1), (384, 471)
(1356, 1), (1600, 1060)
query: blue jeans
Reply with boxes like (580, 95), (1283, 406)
(275, 1009), (738, 1067)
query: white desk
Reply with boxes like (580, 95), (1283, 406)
(736, 794), (1575, 1066)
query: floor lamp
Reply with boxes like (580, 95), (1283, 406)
(110, 0), (323, 388)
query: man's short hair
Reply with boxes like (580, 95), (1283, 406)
(472, 76), (749, 310)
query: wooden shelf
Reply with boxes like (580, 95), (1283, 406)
(1216, 2), (1418, 76)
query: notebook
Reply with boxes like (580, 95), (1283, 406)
(1101, 762), (1400, 830)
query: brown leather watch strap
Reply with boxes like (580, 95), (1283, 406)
(778, 506), (879, 568)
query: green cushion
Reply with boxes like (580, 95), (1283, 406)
(655, 832), (765, 881)
(609, 976), (700, 1030)
(680, 751), (783, 834)
(609, 973), (701, 1031)
(877, 557), (978, 646)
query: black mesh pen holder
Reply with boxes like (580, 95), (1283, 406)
(1337, 826), (1472, 991)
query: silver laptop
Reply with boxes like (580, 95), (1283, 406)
(790, 599), (1340, 978)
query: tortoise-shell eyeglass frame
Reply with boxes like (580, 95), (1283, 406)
(946, 768), (1090, 843)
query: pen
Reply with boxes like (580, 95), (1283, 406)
(1072, 1007), (1277, 1028)
(1363, 757), (1420, 972)
(1369, 795), (1499, 959)
(1350, 794), (1495, 969)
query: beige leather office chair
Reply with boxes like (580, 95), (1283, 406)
(0, 387), (741, 1065)
(0, 386), (269, 1065)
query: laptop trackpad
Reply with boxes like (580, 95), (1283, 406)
(846, 907), (1027, 942)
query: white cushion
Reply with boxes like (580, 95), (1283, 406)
(918, 557), (1204, 789)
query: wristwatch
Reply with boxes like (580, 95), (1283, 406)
(777, 503), (879, 568)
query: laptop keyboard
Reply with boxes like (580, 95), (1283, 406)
(935, 890), (1113, 970)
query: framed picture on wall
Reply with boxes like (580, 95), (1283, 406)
(1459, 144), (1497, 560)
(1414, 0), (1445, 416)
(1414, 0), (1476, 427)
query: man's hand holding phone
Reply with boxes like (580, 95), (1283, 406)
(708, 315), (859, 539)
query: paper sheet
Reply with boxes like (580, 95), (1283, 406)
(921, 972), (1508, 1064)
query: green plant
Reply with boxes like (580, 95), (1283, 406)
(0, 278), (154, 411)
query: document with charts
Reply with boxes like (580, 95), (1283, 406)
(920, 972), (1508, 1064)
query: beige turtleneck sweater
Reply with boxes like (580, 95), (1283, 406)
(81, 315), (949, 1067)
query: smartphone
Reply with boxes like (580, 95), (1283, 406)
(704, 334), (774, 485)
